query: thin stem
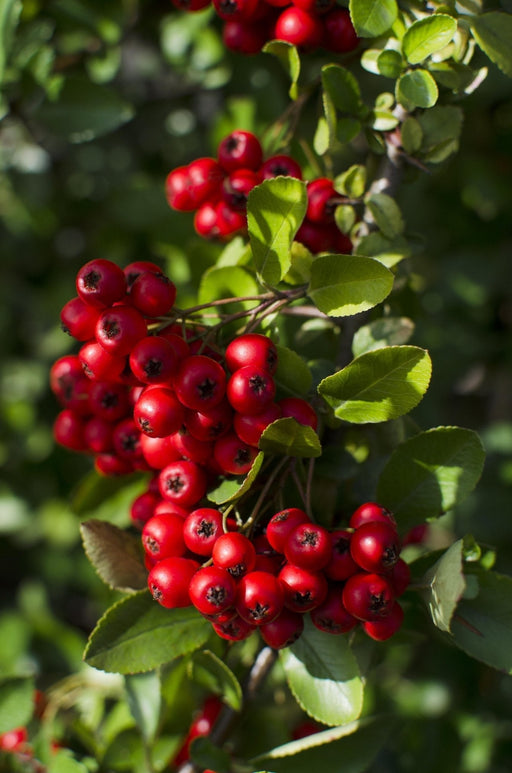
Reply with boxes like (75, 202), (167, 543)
(291, 463), (308, 511)
(242, 456), (291, 534)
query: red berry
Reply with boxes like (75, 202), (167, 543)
(310, 587), (358, 634)
(389, 558), (411, 597)
(183, 507), (224, 556)
(76, 259), (127, 309)
(227, 365), (275, 415)
(323, 7), (359, 53)
(148, 556), (198, 608)
(189, 566), (237, 616)
(130, 272), (177, 317)
(278, 563), (328, 612)
(213, 0), (258, 20)
(171, 428), (214, 466)
(60, 296), (100, 341)
(350, 521), (401, 573)
(212, 532), (257, 577)
(188, 157), (225, 207)
(134, 386), (185, 438)
(259, 608), (304, 649)
(53, 409), (87, 451)
(124, 261), (162, 288)
(233, 402), (281, 447)
(89, 381), (130, 422)
(95, 452), (133, 476)
(266, 508), (310, 554)
(274, 7), (323, 49)
(129, 336), (179, 384)
(174, 355), (227, 412)
(214, 432), (258, 475)
(165, 166), (195, 211)
(142, 513), (186, 559)
(79, 340), (126, 381)
(185, 399), (233, 442)
(112, 417), (143, 463)
(140, 433), (182, 469)
(222, 168), (262, 211)
(158, 460), (208, 508)
(50, 355), (85, 402)
(261, 154), (303, 180)
(84, 416), (114, 453)
(225, 333), (278, 374)
(215, 200), (247, 239)
(306, 177), (337, 224)
(362, 601), (404, 641)
(349, 502), (397, 531)
(342, 572), (395, 622)
(95, 305), (147, 357)
(284, 522), (332, 571)
(223, 19), (268, 54)
(278, 396), (318, 430)
(236, 570), (285, 625)
(295, 218), (336, 254)
(0, 727), (29, 753)
(130, 491), (160, 529)
(217, 130), (263, 173)
(212, 614), (256, 641)
(325, 529), (358, 581)
(194, 200), (221, 239)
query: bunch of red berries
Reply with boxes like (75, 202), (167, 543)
(146, 501), (409, 648)
(51, 258), (318, 512)
(165, 129), (353, 255)
(170, 0), (359, 57)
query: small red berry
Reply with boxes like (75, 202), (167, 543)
(349, 502), (397, 531)
(259, 608), (304, 649)
(214, 432), (258, 475)
(278, 396), (318, 431)
(362, 601), (404, 641)
(217, 130), (263, 173)
(342, 572), (395, 622)
(212, 532), (257, 577)
(225, 333), (278, 374)
(284, 522), (332, 572)
(95, 305), (147, 357)
(76, 259), (127, 308)
(350, 521), (401, 574)
(130, 272), (177, 317)
(159, 460), (208, 508)
(189, 566), (237, 616)
(227, 365), (276, 415)
(278, 563), (328, 613)
(142, 513), (187, 559)
(266, 508), (310, 554)
(310, 587), (358, 634)
(236, 570), (285, 625)
(148, 556), (198, 608)
(174, 355), (227, 412)
(183, 507), (224, 556)
(261, 154), (303, 180)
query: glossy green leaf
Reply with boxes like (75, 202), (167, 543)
(84, 592), (211, 674)
(349, 0), (398, 38)
(280, 618), (363, 726)
(365, 192), (404, 238)
(318, 346), (431, 423)
(125, 671), (161, 743)
(80, 519), (147, 593)
(371, 110), (399, 131)
(377, 49), (403, 78)
(352, 317), (415, 356)
(0, 676), (34, 734)
(471, 12), (512, 77)
(401, 116), (423, 153)
(0, 0), (21, 83)
(275, 345), (313, 397)
(207, 452), (264, 505)
(335, 205), (356, 236)
(322, 64), (362, 116)
(308, 254), (393, 317)
(377, 427), (485, 528)
(198, 266), (261, 317)
(313, 115), (330, 156)
(36, 75), (134, 142)
(263, 40), (301, 99)
(422, 540), (466, 633)
(397, 69), (439, 109)
(335, 165), (366, 198)
(452, 569), (512, 673)
(402, 15), (457, 65)
(253, 717), (395, 773)
(259, 418), (321, 458)
(248, 178), (307, 287)
(188, 650), (242, 711)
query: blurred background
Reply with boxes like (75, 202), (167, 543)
(1, 1), (511, 770)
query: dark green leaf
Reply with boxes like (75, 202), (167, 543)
(198, 266), (261, 316)
(248, 178), (307, 287)
(377, 49), (403, 78)
(402, 15), (457, 65)
(49, 751), (90, 773)
(259, 418), (321, 458)
(397, 69), (439, 109)
(279, 619), (363, 726)
(275, 345), (313, 397)
(188, 650), (242, 711)
(401, 116), (423, 154)
(36, 75), (134, 142)
(125, 671), (161, 743)
(80, 520), (147, 593)
(190, 736), (232, 773)
(352, 317), (415, 356)
(365, 192), (404, 238)
(337, 117), (362, 144)
(207, 452), (264, 505)
(471, 12), (512, 77)
(421, 540), (466, 633)
(417, 104), (463, 163)
(321, 64), (362, 117)
(0, 0), (21, 83)
(0, 676), (34, 734)
(377, 427), (485, 529)
(349, 0), (398, 37)
(318, 346), (432, 423)
(71, 469), (145, 516)
(452, 569), (512, 673)
(308, 254), (393, 317)
(84, 592), (211, 674)
(263, 41), (301, 99)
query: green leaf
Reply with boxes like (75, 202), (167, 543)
(188, 650), (242, 711)
(71, 469), (145, 516)
(0, 676), (34, 734)
(321, 64), (363, 117)
(377, 427), (485, 529)
(308, 254), (393, 317)
(263, 41), (301, 99)
(49, 751), (90, 773)
(80, 520), (147, 593)
(422, 540), (466, 633)
(190, 736), (232, 773)
(397, 69), (439, 109)
(365, 192), (404, 238)
(349, 0), (398, 38)
(335, 165), (367, 198)
(280, 618), (363, 726)
(207, 451), (264, 505)
(0, 0), (21, 84)
(248, 178), (307, 287)
(471, 12), (512, 78)
(253, 717), (395, 773)
(402, 15), (457, 65)
(275, 345), (313, 397)
(84, 592), (211, 674)
(401, 116), (423, 154)
(335, 205), (356, 236)
(125, 671), (161, 743)
(259, 418), (321, 458)
(417, 104), (463, 163)
(198, 266), (261, 318)
(377, 49), (403, 78)
(337, 117), (362, 144)
(452, 569), (512, 673)
(370, 110), (399, 132)
(318, 346), (432, 423)
(352, 317), (415, 356)
(313, 115), (330, 156)
(35, 75), (134, 142)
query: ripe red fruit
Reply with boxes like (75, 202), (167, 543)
(95, 452), (133, 476)
(325, 529), (358, 581)
(189, 566), (237, 616)
(171, 428), (214, 466)
(342, 572), (395, 622)
(225, 333), (278, 374)
(306, 177), (337, 224)
(183, 507), (224, 556)
(350, 521), (401, 573)
(76, 258), (127, 308)
(278, 397), (318, 431)
(215, 200), (248, 239)
(79, 340), (126, 381)
(142, 513), (187, 560)
(284, 522), (332, 571)
(213, 0), (258, 20)
(147, 556), (198, 608)
(363, 601), (404, 641)
(0, 727), (29, 753)
(236, 570), (285, 625)
(310, 586), (358, 634)
(222, 169), (262, 210)
(130, 272), (177, 317)
(134, 386), (185, 438)
(233, 402), (281, 447)
(214, 432), (258, 475)
(266, 508), (311, 554)
(349, 502), (397, 531)
(212, 532), (257, 577)
(185, 400), (233, 442)
(389, 558), (411, 596)
(227, 365), (276, 415)
(158, 460), (208, 508)
(129, 336), (179, 384)
(174, 355), (227, 412)
(323, 7), (360, 53)
(140, 433), (182, 469)
(130, 490), (160, 529)
(84, 417), (114, 453)
(295, 218), (336, 254)
(278, 564), (328, 612)
(194, 200), (221, 239)
(223, 19), (269, 54)
(187, 157), (225, 207)
(124, 261), (162, 288)
(261, 154), (303, 180)
(217, 130), (263, 173)
(95, 305), (147, 357)
(274, 7), (323, 49)
(112, 418), (143, 463)
(53, 409), (88, 451)
(259, 608), (304, 649)
(50, 355), (85, 402)
(88, 381), (130, 422)
(165, 166), (195, 211)
(212, 614), (256, 641)
(60, 296), (100, 341)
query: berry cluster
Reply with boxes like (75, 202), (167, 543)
(170, 0), (359, 56)
(146, 501), (409, 648)
(52, 258), (317, 514)
(165, 129), (353, 255)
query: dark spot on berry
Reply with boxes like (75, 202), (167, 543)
(234, 448), (250, 467)
(198, 519), (216, 538)
(197, 377), (217, 400)
(101, 392), (119, 409)
(249, 602), (270, 622)
(383, 545), (399, 567)
(150, 584), (162, 601)
(144, 536), (159, 555)
(120, 433), (138, 453)
(225, 135), (240, 151)
(84, 270), (101, 290)
(228, 563), (246, 578)
(138, 417), (152, 434)
(369, 593), (389, 615)
(301, 529), (319, 548)
(144, 358), (163, 378)
(61, 323), (71, 336)
(249, 374), (267, 394)
(102, 318), (120, 339)
(206, 585), (228, 607)
(166, 474), (185, 493)
(334, 536), (350, 556)
(294, 591), (312, 607)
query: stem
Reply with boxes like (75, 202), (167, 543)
(242, 456), (291, 534)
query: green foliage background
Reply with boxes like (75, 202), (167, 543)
(1, 1), (512, 770)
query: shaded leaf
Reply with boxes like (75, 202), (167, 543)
(275, 345), (313, 397)
(335, 165), (366, 198)
(125, 671), (161, 743)
(198, 266), (261, 318)
(0, 676), (34, 734)
(188, 650), (242, 711)
(80, 520), (147, 593)
(377, 426), (485, 529)
(0, 0), (21, 83)
(402, 15), (457, 65)
(263, 40), (301, 99)
(397, 69), (439, 109)
(207, 452), (264, 505)
(352, 317), (415, 356)
(349, 0), (398, 38)
(471, 12), (512, 77)
(84, 592), (211, 674)
(377, 49), (403, 78)
(422, 540), (466, 633)
(259, 418), (321, 458)
(308, 254), (393, 317)
(322, 64), (362, 116)
(365, 192), (404, 238)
